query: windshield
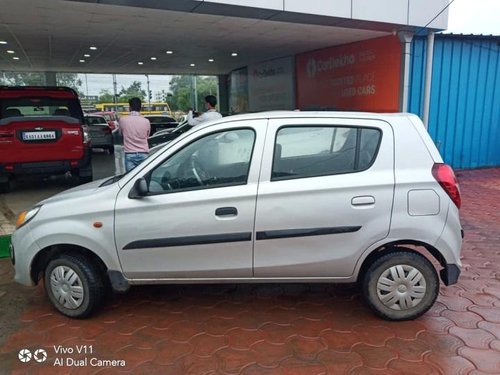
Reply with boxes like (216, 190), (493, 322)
(99, 151), (159, 187)
(0, 97), (84, 122)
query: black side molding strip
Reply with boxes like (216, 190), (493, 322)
(256, 226), (361, 241)
(123, 232), (252, 250)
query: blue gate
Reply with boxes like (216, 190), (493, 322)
(409, 34), (500, 169)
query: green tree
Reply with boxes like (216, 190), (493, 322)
(118, 81), (146, 102)
(57, 73), (83, 93)
(98, 89), (115, 103)
(0, 72), (82, 94)
(168, 75), (218, 112)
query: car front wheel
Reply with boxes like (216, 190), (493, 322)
(362, 250), (439, 321)
(44, 254), (106, 318)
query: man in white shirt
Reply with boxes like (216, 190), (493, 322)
(187, 95), (222, 126)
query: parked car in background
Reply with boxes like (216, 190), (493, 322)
(0, 86), (92, 191)
(144, 115), (178, 136)
(11, 111), (463, 321)
(94, 111), (119, 131)
(84, 115), (114, 154)
(147, 119), (192, 148)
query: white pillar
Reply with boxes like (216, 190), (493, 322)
(398, 31), (414, 112)
(44, 72), (57, 86)
(193, 75), (198, 111)
(423, 32), (435, 129)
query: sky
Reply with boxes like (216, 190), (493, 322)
(80, 74), (173, 99)
(445, 0), (500, 35)
(79, 0), (500, 97)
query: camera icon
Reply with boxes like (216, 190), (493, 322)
(18, 348), (48, 363)
(18, 349), (32, 363)
(34, 349), (48, 363)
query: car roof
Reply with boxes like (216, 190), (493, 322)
(191, 111), (417, 131)
(85, 114), (106, 119)
(0, 86), (79, 99)
(220, 111), (414, 121)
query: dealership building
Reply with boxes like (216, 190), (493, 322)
(1, 0), (498, 168)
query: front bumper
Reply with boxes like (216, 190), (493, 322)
(9, 241), (15, 265)
(10, 226), (40, 287)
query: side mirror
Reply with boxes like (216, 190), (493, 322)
(129, 177), (149, 199)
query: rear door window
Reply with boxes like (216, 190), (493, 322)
(272, 126), (381, 180)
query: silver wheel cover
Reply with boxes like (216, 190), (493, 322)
(377, 264), (427, 310)
(50, 265), (84, 309)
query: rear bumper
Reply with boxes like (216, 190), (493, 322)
(90, 135), (113, 147)
(440, 264), (461, 286)
(0, 147), (92, 177)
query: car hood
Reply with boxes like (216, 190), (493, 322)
(39, 178), (109, 205)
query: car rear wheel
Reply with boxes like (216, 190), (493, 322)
(44, 254), (106, 318)
(0, 176), (12, 193)
(362, 250), (439, 321)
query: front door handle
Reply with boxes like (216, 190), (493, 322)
(352, 196), (375, 206)
(215, 207), (238, 216)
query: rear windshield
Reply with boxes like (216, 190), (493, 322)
(0, 97), (84, 123)
(147, 116), (176, 124)
(85, 116), (107, 125)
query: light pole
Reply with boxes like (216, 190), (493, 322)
(112, 74), (117, 104)
(146, 74), (151, 106)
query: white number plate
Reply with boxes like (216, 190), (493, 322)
(22, 131), (56, 141)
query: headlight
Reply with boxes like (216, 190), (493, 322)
(16, 206), (41, 229)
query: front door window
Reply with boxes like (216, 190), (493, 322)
(148, 129), (256, 194)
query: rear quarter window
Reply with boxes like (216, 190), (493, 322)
(272, 125), (381, 181)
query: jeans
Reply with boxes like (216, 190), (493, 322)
(125, 152), (148, 172)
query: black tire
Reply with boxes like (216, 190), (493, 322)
(44, 253), (106, 318)
(73, 166), (93, 185)
(362, 250), (439, 321)
(0, 177), (12, 193)
(107, 145), (115, 155)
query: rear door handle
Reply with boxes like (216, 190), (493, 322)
(351, 196), (375, 206)
(215, 207), (238, 216)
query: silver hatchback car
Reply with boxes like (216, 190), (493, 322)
(11, 112), (463, 320)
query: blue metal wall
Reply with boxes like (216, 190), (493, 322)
(409, 35), (500, 169)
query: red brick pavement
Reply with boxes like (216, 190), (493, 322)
(0, 168), (499, 374)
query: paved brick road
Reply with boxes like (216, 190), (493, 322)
(0, 168), (499, 374)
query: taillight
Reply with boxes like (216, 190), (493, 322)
(432, 163), (461, 209)
(83, 129), (90, 144)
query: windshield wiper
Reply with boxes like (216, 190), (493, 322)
(100, 174), (124, 187)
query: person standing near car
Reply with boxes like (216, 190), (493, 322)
(187, 95), (222, 126)
(119, 97), (151, 172)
